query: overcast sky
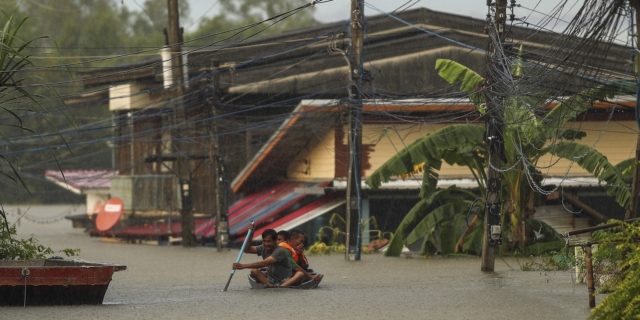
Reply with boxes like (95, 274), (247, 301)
(122, 1), (582, 34)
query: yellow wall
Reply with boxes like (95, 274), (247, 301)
(286, 129), (336, 181)
(537, 121), (637, 176)
(289, 121), (638, 181)
(361, 123), (481, 178)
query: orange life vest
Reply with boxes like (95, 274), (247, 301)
(279, 242), (300, 263)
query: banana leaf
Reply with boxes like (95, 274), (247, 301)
(366, 124), (485, 197)
(404, 200), (473, 249)
(546, 142), (631, 208)
(614, 158), (635, 180)
(543, 85), (618, 137)
(384, 186), (462, 257)
(462, 224), (484, 254)
(435, 59), (485, 108)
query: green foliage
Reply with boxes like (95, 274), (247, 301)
(546, 142), (630, 208)
(614, 158), (637, 180)
(367, 57), (629, 257)
(0, 12), (80, 260)
(435, 59), (485, 108)
(590, 221), (640, 319)
(0, 0), (320, 204)
(0, 5), (110, 203)
(520, 249), (574, 271)
(366, 124), (486, 198)
(383, 186), (481, 257)
(307, 213), (391, 256)
(0, 225), (79, 260)
(189, 0), (318, 47)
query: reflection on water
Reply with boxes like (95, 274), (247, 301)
(3, 204), (86, 236)
(0, 204), (593, 319)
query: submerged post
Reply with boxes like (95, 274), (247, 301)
(481, 0), (509, 272)
(210, 59), (229, 251)
(346, 0), (365, 261)
(585, 244), (596, 308)
(167, 0), (195, 246)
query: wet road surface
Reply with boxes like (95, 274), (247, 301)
(1, 205), (594, 319)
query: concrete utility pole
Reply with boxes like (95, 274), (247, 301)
(481, 0), (508, 272)
(167, 0), (195, 246)
(210, 59), (229, 251)
(625, 0), (640, 220)
(345, 0), (364, 261)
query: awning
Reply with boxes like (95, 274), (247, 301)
(195, 181), (330, 238)
(194, 218), (216, 238)
(251, 196), (345, 241)
(98, 182), (332, 238)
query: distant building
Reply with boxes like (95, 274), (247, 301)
(45, 170), (117, 228)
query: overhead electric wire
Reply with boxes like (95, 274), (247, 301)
(1, 0), (333, 92)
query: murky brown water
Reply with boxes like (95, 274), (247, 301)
(1, 205), (594, 319)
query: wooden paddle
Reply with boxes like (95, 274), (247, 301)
(223, 220), (254, 291)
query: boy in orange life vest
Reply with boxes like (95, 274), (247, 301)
(271, 229), (320, 284)
(280, 229), (319, 280)
(276, 230), (302, 273)
(277, 230), (290, 244)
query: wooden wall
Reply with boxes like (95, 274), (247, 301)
(287, 129), (336, 181)
(289, 120), (639, 182)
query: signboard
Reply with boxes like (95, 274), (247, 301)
(95, 197), (124, 231)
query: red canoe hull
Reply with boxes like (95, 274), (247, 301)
(0, 259), (126, 306)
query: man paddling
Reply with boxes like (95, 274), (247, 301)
(232, 228), (304, 287)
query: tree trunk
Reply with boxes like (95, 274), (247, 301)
(455, 215), (480, 252)
(519, 187), (536, 252)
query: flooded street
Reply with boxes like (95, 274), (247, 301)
(2, 205), (593, 319)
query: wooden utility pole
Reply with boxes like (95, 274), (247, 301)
(210, 59), (229, 251)
(167, 0), (195, 246)
(345, 0), (364, 261)
(625, 0), (640, 220)
(481, 0), (508, 272)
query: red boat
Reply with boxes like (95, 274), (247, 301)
(0, 258), (126, 306)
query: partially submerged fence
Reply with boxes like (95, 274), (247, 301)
(562, 217), (640, 308)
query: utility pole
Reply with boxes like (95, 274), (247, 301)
(210, 59), (229, 251)
(625, 0), (640, 220)
(167, 0), (195, 246)
(481, 0), (508, 272)
(345, 0), (364, 261)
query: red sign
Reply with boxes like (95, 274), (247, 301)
(95, 198), (124, 231)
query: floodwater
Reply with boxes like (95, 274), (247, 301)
(1, 205), (595, 319)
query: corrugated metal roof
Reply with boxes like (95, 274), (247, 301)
(45, 170), (117, 194)
(195, 181), (331, 238)
(250, 196), (345, 241)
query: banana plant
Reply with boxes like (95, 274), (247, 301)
(0, 11), (73, 233)
(366, 53), (632, 257)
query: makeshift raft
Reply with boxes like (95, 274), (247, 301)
(0, 258), (126, 306)
(248, 269), (322, 289)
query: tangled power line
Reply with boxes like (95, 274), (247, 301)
(1, 0), (638, 203)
